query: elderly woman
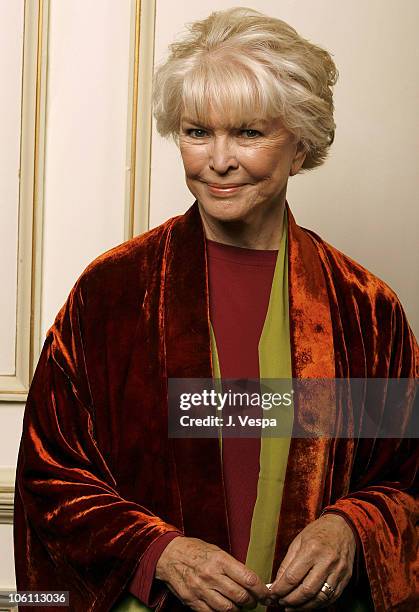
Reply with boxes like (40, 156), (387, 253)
(14, 7), (417, 612)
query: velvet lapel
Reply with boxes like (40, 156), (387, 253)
(270, 203), (337, 579)
(162, 202), (230, 552)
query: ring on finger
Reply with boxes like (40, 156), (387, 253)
(320, 581), (336, 599)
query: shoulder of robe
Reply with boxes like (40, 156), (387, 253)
(300, 226), (418, 373)
(302, 226), (402, 307)
(80, 214), (180, 286)
(66, 214), (182, 307)
(45, 213), (183, 345)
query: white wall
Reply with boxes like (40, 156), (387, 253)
(41, 0), (132, 336)
(0, 2), (24, 375)
(150, 0), (419, 335)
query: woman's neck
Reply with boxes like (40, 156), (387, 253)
(198, 199), (286, 250)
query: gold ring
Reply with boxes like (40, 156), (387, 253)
(320, 582), (335, 598)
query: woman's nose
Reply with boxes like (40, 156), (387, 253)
(208, 137), (239, 174)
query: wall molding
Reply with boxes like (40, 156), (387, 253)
(0, 0), (50, 402)
(0, 590), (17, 612)
(124, 0), (156, 239)
(0, 596), (17, 612)
(0, 467), (15, 525)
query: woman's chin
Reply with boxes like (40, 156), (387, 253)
(197, 197), (251, 223)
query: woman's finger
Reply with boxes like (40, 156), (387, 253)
(269, 542), (314, 600)
(187, 598), (217, 612)
(281, 568), (351, 610)
(221, 556), (270, 601)
(211, 573), (259, 609)
(204, 590), (243, 611)
(267, 536), (302, 600)
(276, 565), (332, 608)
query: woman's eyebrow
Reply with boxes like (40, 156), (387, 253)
(181, 118), (267, 130)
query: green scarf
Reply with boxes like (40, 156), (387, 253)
(209, 207), (292, 612)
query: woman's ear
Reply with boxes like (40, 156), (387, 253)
(290, 141), (307, 176)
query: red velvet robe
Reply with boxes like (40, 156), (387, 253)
(14, 201), (418, 611)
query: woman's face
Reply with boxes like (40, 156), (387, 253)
(179, 110), (307, 224)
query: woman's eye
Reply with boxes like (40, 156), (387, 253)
(241, 129), (262, 138)
(187, 128), (208, 138)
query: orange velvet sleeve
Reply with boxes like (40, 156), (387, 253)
(14, 281), (181, 611)
(320, 298), (419, 611)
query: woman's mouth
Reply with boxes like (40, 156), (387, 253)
(206, 183), (246, 196)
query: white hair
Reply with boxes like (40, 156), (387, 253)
(153, 7), (338, 171)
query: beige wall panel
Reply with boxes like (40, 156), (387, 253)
(0, 0), (49, 400)
(41, 0), (132, 337)
(0, 2), (24, 375)
(0, 524), (16, 592)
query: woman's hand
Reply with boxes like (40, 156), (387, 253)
(155, 536), (271, 611)
(264, 514), (356, 610)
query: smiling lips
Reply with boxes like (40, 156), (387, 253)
(206, 182), (246, 196)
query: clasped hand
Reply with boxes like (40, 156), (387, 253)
(155, 514), (356, 611)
